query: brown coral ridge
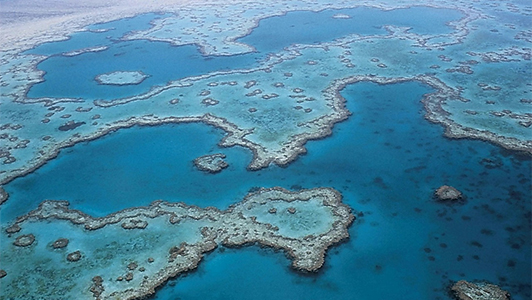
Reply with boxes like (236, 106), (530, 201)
(52, 238), (69, 249)
(451, 280), (510, 300)
(193, 153), (229, 173)
(0, 186), (8, 205)
(67, 250), (82, 262)
(90, 276), (105, 298)
(7, 187), (354, 299)
(435, 185), (464, 202)
(13, 234), (35, 247)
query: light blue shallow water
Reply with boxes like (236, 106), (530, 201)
(3, 81), (530, 299)
(24, 6), (462, 101)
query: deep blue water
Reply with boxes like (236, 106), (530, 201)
(24, 6), (462, 101)
(3, 81), (530, 299)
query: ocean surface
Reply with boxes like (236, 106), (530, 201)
(2, 5), (530, 300)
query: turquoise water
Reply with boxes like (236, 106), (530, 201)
(3, 6), (530, 300)
(3, 81), (530, 299)
(24, 6), (462, 101)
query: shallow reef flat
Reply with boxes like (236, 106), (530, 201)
(0, 187), (353, 299)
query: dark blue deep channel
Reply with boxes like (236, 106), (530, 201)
(3, 81), (531, 299)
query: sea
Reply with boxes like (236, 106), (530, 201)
(1, 5), (530, 300)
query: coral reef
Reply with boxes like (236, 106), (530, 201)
(451, 280), (510, 300)
(95, 71), (148, 86)
(435, 185), (463, 201)
(0, 187), (354, 299)
(193, 153), (229, 173)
